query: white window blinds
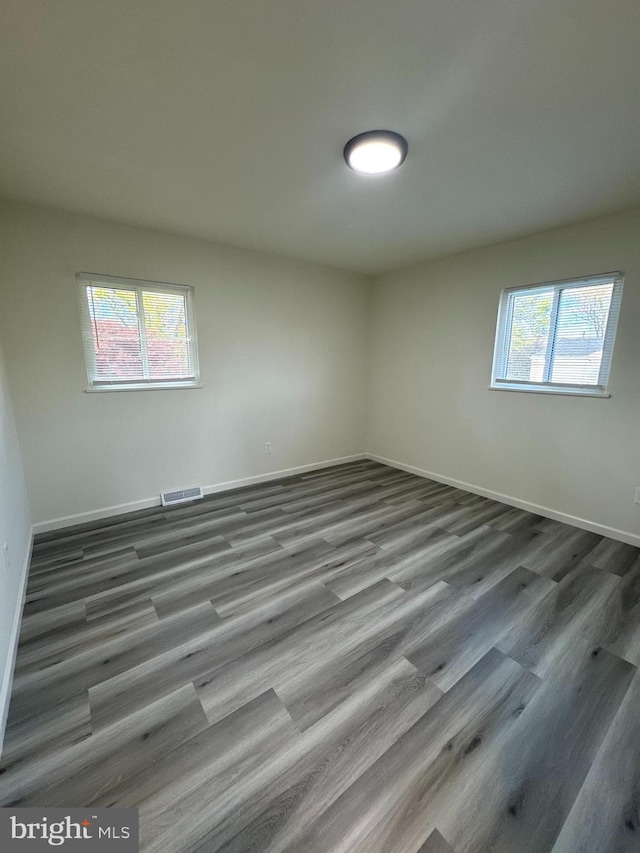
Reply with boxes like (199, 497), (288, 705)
(77, 274), (199, 390)
(491, 272), (623, 396)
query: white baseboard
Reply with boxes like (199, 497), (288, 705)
(368, 453), (640, 547)
(201, 454), (368, 496)
(31, 454), (368, 534)
(0, 534), (33, 756)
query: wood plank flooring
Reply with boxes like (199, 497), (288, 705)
(1, 459), (639, 852)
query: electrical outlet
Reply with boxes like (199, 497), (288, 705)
(2, 542), (10, 570)
(264, 441), (272, 454)
(635, 487), (640, 505)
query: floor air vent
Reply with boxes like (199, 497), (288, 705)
(161, 486), (204, 507)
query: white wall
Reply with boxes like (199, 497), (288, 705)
(0, 329), (32, 746)
(1, 198), (638, 544)
(0, 200), (369, 528)
(368, 209), (640, 542)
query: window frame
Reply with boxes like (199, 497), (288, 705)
(77, 272), (201, 392)
(490, 271), (624, 398)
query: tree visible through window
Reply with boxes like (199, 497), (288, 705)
(491, 273), (623, 396)
(78, 275), (199, 390)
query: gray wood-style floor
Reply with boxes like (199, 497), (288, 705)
(2, 460), (640, 852)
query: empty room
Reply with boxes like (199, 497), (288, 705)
(1, 1), (639, 851)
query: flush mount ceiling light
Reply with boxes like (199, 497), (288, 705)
(343, 130), (408, 175)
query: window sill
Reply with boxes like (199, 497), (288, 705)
(489, 383), (609, 398)
(85, 384), (203, 393)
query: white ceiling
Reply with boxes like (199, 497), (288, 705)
(2, 0), (640, 274)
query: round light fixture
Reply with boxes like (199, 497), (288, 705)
(343, 130), (408, 175)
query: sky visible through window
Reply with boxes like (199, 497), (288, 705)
(87, 285), (191, 381)
(503, 282), (613, 385)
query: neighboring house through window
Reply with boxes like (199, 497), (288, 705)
(491, 272), (623, 396)
(77, 273), (199, 391)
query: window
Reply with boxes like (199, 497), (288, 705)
(77, 273), (199, 391)
(491, 272), (623, 396)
